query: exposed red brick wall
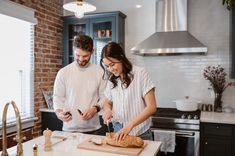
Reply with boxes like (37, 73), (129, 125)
(10, 0), (64, 137)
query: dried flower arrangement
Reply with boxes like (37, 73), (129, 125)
(203, 65), (235, 111)
(223, 0), (235, 10)
(203, 65), (234, 93)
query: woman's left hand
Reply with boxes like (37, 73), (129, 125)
(114, 122), (134, 142)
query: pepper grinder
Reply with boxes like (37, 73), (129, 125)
(33, 144), (38, 156)
(43, 128), (52, 151)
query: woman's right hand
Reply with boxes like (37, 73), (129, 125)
(102, 109), (112, 125)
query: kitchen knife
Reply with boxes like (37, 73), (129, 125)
(107, 121), (111, 134)
(51, 135), (67, 146)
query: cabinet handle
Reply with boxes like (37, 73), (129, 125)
(13, 136), (27, 142)
(205, 142), (208, 145)
(216, 126), (219, 128)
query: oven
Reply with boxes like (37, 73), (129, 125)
(151, 108), (200, 156)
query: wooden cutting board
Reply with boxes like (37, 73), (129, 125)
(77, 138), (146, 156)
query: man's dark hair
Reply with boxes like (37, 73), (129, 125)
(73, 35), (93, 52)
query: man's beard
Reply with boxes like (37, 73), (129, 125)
(76, 57), (91, 67)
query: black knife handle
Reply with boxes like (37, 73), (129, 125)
(77, 109), (83, 115)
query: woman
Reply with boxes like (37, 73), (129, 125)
(100, 42), (157, 141)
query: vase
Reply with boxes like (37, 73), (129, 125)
(214, 92), (223, 112)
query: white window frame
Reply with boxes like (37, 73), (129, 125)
(0, 0), (37, 134)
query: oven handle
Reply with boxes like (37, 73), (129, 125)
(151, 128), (196, 137)
(175, 131), (195, 137)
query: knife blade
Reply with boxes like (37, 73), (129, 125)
(51, 136), (67, 146)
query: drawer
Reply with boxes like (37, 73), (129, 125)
(204, 124), (233, 136)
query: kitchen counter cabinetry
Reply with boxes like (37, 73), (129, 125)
(200, 122), (235, 156)
(0, 128), (33, 151)
(63, 11), (126, 66)
(1, 131), (161, 156)
(41, 110), (63, 133)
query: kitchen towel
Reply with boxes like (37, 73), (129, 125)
(153, 129), (176, 153)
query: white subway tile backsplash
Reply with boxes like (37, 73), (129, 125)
(133, 5), (235, 109)
(127, 0), (235, 110)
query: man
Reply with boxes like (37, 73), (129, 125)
(53, 35), (106, 134)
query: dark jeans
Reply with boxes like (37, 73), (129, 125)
(112, 121), (153, 140)
(139, 129), (153, 140)
(82, 127), (103, 135)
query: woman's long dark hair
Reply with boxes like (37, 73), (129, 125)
(100, 42), (133, 88)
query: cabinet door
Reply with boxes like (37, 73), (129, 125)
(63, 19), (89, 65)
(89, 17), (115, 64)
(203, 137), (232, 156)
(41, 112), (63, 133)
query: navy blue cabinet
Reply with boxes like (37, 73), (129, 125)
(41, 111), (63, 133)
(200, 122), (235, 156)
(63, 11), (126, 66)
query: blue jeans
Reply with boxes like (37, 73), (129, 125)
(112, 122), (153, 140)
(113, 122), (123, 132)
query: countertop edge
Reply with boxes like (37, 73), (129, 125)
(200, 111), (235, 124)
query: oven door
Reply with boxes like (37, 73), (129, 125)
(151, 129), (199, 156)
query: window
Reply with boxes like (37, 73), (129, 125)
(0, 0), (37, 125)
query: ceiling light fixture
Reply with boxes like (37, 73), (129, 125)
(63, 0), (96, 18)
(135, 4), (142, 8)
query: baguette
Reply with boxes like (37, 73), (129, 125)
(105, 132), (144, 148)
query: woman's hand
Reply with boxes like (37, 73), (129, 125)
(102, 109), (112, 125)
(114, 122), (134, 142)
(102, 98), (113, 124)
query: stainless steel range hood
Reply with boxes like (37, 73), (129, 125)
(131, 0), (207, 55)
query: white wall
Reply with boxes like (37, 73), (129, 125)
(64, 0), (235, 110)
(64, 0), (156, 58)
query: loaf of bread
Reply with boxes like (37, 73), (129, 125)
(105, 132), (144, 148)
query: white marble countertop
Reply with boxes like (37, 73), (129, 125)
(200, 111), (235, 124)
(40, 108), (55, 112)
(2, 131), (161, 156)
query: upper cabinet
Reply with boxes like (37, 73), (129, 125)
(63, 11), (126, 66)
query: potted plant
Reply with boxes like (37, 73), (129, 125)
(203, 65), (235, 112)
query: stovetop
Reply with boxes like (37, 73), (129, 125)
(152, 107), (201, 120)
(151, 108), (201, 131)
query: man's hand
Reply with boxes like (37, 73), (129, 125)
(56, 109), (72, 122)
(80, 107), (97, 120)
